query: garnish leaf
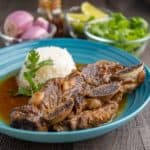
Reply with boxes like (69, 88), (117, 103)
(17, 87), (32, 96)
(17, 49), (53, 96)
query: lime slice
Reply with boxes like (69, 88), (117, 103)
(81, 2), (108, 18)
(67, 13), (89, 22)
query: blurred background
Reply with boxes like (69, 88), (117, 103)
(0, 0), (150, 22)
(0, 0), (150, 63)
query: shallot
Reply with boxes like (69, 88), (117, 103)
(21, 26), (48, 40)
(4, 10), (34, 37)
(34, 17), (49, 31)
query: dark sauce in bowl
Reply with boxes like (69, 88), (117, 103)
(0, 76), (28, 124)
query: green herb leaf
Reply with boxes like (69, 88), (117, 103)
(17, 50), (53, 96)
(34, 59), (53, 72)
(17, 87), (32, 96)
(24, 72), (37, 91)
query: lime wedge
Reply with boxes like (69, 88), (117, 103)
(67, 13), (89, 22)
(81, 2), (108, 18)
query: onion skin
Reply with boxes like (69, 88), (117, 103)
(4, 10), (34, 37)
(21, 26), (48, 40)
(34, 17), (49, 31)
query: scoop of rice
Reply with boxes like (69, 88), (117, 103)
(18, 46), (76, 88)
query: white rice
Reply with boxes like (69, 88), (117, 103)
(18, 46), (76, 88)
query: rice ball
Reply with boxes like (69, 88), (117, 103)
(18, 46), (76, 88)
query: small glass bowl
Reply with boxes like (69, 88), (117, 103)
(65, 6), (86, 38)
(0, 24), (57, 46)
(65, 6), (110, 38)
(84, 18), (150, 56)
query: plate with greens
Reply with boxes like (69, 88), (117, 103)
(84, 13), (150, 56)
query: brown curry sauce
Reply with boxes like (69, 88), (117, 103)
(0, 76), (28, 124)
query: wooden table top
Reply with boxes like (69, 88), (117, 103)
(0, 0), (150, 150)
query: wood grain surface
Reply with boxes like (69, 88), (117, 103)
(0, 0), (150, 150)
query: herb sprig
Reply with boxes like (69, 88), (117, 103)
(18, 50), (53, 96)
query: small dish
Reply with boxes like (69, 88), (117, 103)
(65, 6), (109, 38)
(65, 6), (85, 38)
(84, 18), (150, 56)
(0, 38), (150, 143)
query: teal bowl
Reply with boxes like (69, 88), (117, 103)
(0, 38), (150, 143)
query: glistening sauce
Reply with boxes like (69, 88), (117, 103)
(0, 76), (28, 124)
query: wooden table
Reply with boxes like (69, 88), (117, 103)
(0, 0), (150, 150)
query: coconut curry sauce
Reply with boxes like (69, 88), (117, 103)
(0, 76), (29, 124)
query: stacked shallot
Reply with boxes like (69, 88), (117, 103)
(3, 10), (53, 40)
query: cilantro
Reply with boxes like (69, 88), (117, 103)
(17, 50), (53, 96)
(17, 87), (32, 96)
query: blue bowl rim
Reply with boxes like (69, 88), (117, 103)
(0, 38), (150, 136)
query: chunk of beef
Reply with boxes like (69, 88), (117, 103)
(53, 101), (118, 131)
(10, 105), (48, 131)
(85, 82), (120, 98)
(43, 99), (74, 125)
(112, 63), (145, 93)
(81, 60), (124, 86)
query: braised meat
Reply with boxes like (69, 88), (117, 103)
(53, 101), (118, 131)
(81, 60), (124, 85)
(10, 60), (145, 131)
(10, 105), (46, 131)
